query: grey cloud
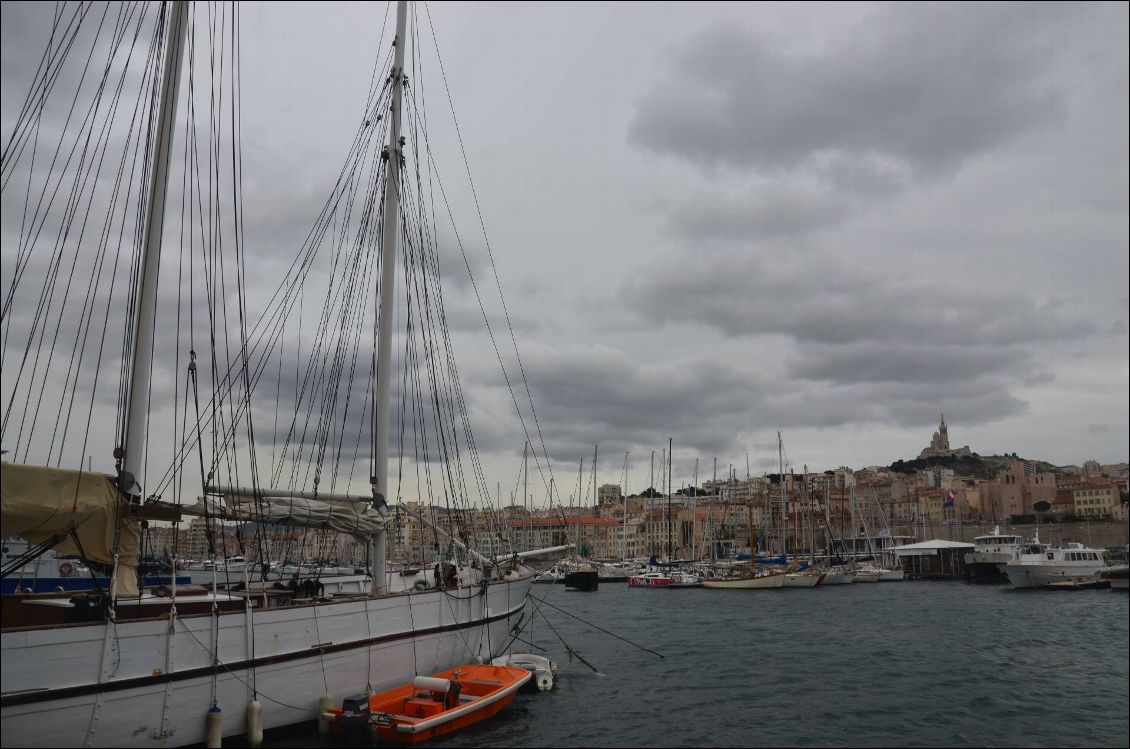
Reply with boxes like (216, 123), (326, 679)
(666, 184), (851, 240)
(472, 342), (767, 464)
(787, 342), (1033, 386)
(626, 254), (1094, 347)
(629, 3), (1074, 178)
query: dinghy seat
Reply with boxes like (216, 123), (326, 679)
(412, 676), (451, 694)
(411, 675), (460, 709)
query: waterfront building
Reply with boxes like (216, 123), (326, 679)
(1052, 489), (1076, 518)
(1073, 479), (1119, 519)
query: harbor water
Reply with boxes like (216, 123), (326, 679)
(257, 582), (1128, 747)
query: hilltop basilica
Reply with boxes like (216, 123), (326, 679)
(918, 414), (972, 460)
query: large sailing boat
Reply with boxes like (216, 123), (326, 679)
(1, 3), (553, 746)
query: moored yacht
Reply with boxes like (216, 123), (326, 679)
(963, 526), (1023, 583)
(627, 571), (674, 587)
(1004, 538), (1110, 589)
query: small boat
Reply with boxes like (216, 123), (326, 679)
(324, 664), (530, 744)
(564, 562), (599, 591)
(667, 571), (704, 588)
(783, 571), (825, 588)
(1099, 565), (1128, 591)
(851, 568), (881, 583)
(490, 652), (558, 691)
(628, 570), (674, 587)
(819, 567), (854, 585)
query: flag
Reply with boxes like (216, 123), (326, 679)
(944, 490), (955, 508)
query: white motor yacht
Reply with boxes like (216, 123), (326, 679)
(1004, 537), (1109, 589)
(963, 526), (1023, 583)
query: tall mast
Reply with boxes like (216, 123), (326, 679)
(523, 441), (529, 516)
(710, 457), (717, 563)
(621, 451), (629, 561)
(666, 436), (673, 560)
(575, 457), (583, 556)
(372, 0), (409, 594)
(591, 443), (598, 559)
(119, 1), (189, 499)
(778, 432), (786, 556)
(691, 458), (698, 561)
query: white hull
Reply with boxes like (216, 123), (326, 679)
(490, 653), (557, 691)
(820, 572), (854, 585)
(879, 569), (905, 582)
(1, 576), (533, 747)
(1005, 562), (1109, 589)
(851, 571), (880, 583)
(703, 573), (785, 590)
(783, 573), (823, 588)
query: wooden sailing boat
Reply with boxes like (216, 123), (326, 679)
(1, 3), (558, 746)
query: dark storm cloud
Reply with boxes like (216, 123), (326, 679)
(629, 3), (1073, 178)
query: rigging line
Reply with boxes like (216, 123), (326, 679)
(74, 8), (164, 482)
(400, 184), (459, 511)
(404, 108), (486, 514)
(421, 0), (556, 496)
(277, 120), (388, 493)
(3, 2), (67, 362)
(1, 2), (124, 442)
(524, 595), (600, 673)
(401, 47), (502, 513)
(529, 592), (666, 659)
(406, 103), (552, 503)
(149, 47), (399, 497)
(409, 13), (488, 515)
(6, 1), (150, 459)
(1, 1), (113, 324)
(0, 0), (91, 189)
(46, 1), (157, 465)
(0, 0), (79, 176)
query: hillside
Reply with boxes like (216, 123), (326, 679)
(887, 453), (1061, 480)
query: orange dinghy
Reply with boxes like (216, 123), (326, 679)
(325, 664), (531, 744)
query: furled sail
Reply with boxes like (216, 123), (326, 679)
(182, 489), (385, 540)
(1, 462), (140, 596)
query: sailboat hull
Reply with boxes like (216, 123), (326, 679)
(703, 572), (786, 589)
(0, 577), (532, 748)
(820, 572), (854, 585)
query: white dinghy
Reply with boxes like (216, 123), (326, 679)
(490, 652), (558, 691)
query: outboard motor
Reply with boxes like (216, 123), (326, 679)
(337, 694), (372, 744)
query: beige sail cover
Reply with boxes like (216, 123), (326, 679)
(1, 462), (140, 596)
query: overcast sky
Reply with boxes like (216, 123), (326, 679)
(2, 2), (1127, 505)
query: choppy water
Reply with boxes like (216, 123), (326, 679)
(261, 582), (1129, 748)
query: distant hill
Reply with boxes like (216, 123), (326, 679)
(887, 453), (1062, 480)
